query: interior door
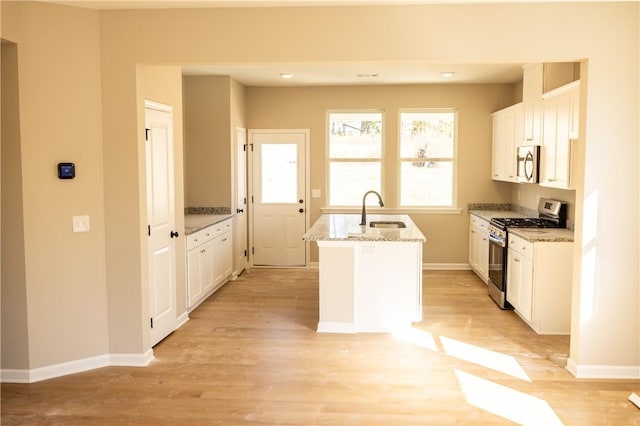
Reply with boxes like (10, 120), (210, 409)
(145, 101), (177, 347)
(234, 127), (248, 275)
(250, 130), (307, 266)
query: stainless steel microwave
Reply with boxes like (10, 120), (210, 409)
(516, 145), (540, 183)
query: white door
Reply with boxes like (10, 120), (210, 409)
(250, 130), (308, 266)
(145, 101), (177, 347)
(234, 127), (248, 275)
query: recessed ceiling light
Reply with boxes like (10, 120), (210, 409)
(441, 71), (455, 78)
(280, 73), (294, 79)
(356, 73), (379, 78)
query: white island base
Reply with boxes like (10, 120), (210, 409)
(317, 240), (423, 333)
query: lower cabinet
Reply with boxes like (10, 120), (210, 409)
(186, 218), (233, 310)
(506, 232), (573, 334)
(469, 215), (490, 283)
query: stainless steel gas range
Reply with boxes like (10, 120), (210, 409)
(487, 198), (567, 309)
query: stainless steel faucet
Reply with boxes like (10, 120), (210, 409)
(360, 190), (384, 226)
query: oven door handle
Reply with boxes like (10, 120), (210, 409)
(488, 234), (506, 247)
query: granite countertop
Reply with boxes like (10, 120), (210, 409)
(470, 209), (574, 243)
(303, 214), (426, 242)
(185, 214), (233, 235)
(508, 227), (574, 243)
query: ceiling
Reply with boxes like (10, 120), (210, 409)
(49, 0), (595, 9)
(46, 0), (528, 86)
(182, 62), (525, 87)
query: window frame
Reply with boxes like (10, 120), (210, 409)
(397, 108), (459, 209)
(326, 110), (385, 207)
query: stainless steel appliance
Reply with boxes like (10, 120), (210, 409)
(516, 145), (540, 183)
(487, 198), (567, 309)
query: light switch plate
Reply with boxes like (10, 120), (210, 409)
(72, 215), (90, 233)
(312, 189), (321, 198)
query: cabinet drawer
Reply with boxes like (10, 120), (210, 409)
(508, 233), (533, 259)
(187, 219), (232, 250)
(470, 215), (489, 232)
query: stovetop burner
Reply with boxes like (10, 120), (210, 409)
(489, 217), (561, 229)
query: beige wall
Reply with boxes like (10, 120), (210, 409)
(0, 1), (637, 377)
(246, 84), (515, 263)
(1, 2), (109, 368)
(183, 76), (232, 208)
(1, 41), (29, 369)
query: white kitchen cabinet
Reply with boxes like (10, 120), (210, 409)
(540, 81), (579, 189)
(469, 215), (490, 283)
(506, 232), (573, 334)
(522, 63), (544, 145)
(186, 218), (233, 310)
(491, 103), (522, 182)
(506, 235), (533, 321)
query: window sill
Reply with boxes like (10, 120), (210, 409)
(320, 207), (463, 215)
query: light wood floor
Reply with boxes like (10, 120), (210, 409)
(2, 269), (639, 425)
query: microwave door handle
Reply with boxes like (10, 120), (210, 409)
(525, 151), (534, 181)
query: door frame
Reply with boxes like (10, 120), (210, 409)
(247, 129), (310, 268)
(232, 126), (248, 277)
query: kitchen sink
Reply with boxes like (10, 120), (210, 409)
(369, 221), (407, 229)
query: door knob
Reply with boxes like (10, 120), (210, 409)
(299, 208), (304, 213)
(170, 230), (179, 238)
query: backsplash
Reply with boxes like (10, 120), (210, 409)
(185, 207), (231, 215)
(467, 203), (512, 211)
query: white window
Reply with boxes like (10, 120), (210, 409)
(399, 110), (456, 207)
(328, 112), (383, 206)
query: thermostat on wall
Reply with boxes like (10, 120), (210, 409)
(57, 163), (75, 179)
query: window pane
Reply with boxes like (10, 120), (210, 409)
(329, 162), (381, 206)
(401, 161), (453, 206)
(261, 143), (297, 203)
(329, 112), (382, 158)
(400, 112), (454, 158)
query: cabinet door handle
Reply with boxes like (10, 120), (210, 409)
(237, 208), (244, 213)
(299, 208), (304, 213)
(170, 231), (179, 238)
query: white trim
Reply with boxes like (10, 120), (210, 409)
(423, 263), (472, 270)
(307, 261), (319, 269)
(317, 322), (357, 333)
(144, 99), (172, 113)
(110, 349), (155, 367)
(566, 358), (640, 379)
(176, 312), (190, 328)
(1, 350), (155, 384)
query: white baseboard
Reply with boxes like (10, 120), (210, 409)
(1, 349), (154, 384)
(566, 358), (640, 379)
(176, 312), (190, 329)
(316, 321), (356, 333)
(423, 263), (472, 270)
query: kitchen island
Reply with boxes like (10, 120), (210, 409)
(304, 214), (426, 333)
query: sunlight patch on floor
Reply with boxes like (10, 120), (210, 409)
(440, 335), (531, 382)
(391, 327), (438, 352)
(455, 370), (563, 426)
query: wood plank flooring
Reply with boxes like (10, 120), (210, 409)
(2, 269), (639, 425)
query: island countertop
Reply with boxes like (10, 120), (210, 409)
(303, 214), (426, 242)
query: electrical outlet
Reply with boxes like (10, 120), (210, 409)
(72, 215), (90, 233)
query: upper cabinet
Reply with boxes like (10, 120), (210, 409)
(540, 81), (580, 189)
(492, 62), (581, 189)
(522, 64), (544, 145)
(492, 103), (522, 182)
